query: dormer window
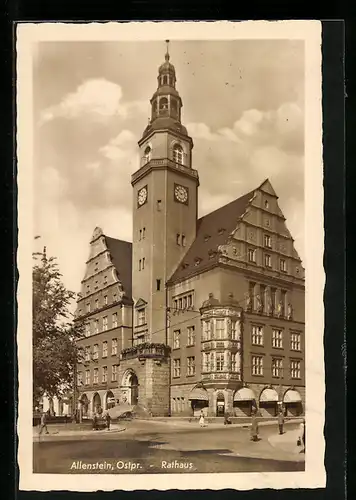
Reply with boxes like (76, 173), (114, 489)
(204, 235), (211, 242)
(173, 144), (184, 165)
(181, 262), (189, 270)
(218, 228), (226, 235)
(264, 200), (269, 209)
(194, 257), (202, 266)
(208, 250), (217, 260)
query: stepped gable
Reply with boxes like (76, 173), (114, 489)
(105, 236), (133, 300)
(168, 188), (255, 283)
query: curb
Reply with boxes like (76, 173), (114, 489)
(33, 426), (126, 439)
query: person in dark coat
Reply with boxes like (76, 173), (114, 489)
(92, 413), (98, 430)
(278, 410), (285, 434)
(105, 411), (111, 430)
(250, 409), (259, 441)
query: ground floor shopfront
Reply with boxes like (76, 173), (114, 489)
(170, 383), (305, 418)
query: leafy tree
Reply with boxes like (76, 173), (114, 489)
(32, 246), (83, 406)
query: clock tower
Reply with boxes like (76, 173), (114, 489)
(131, 41), (199, 344)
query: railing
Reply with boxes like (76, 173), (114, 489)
(132, 158), (198, 184)
(201, 372), (241, 381)
(120, 342), (171, 361)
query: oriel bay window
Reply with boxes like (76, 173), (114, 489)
(231, 353), (239, 372)
(203, 320), (211, 340)
(202, 352), (211, 372)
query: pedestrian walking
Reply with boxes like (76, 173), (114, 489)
(199, 410), (206, 427)
(250, 409), (259, 442)
(278, 410), (285, 435)
(297, 418), (306, 453)
(105, 411), (111, 430)
(38, 410), (49, 435)
(92, 413), (98, 431)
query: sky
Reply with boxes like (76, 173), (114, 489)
(33, 40), (305, 298)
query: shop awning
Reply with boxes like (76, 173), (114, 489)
(234, 388), (255, 402)
(260, 388), (279, 402)
(283, 390), (302, 403)
(188, 388), (209, 401)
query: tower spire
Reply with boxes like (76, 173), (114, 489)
(165, 39), (170, 61)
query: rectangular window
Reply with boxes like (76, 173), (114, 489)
(85, 370), (90, 385)
(290, 360), (301, 379)
(94, 319), (99, 334)
(182, 234), (186, 247)
(203, 320), (211, 340)
(187, 294), (193, 308)
(280, 259), (287, 272)
(111, 364), (118, 382)
(231, 321), (239, 340)
(252, 355), (263, 375)
(77, 372), (83, 386)
(137, 308), (146, 325)
(143, 227), (146, 239)
(176, 233), (180, 245)
(272, 358), (283, 377)
(111, 338), (118, 355)
(248, 248), (256, 263)
(187, 326), (195, 346)
(86, 302), (91, 313)
(103, 316), (108, 331)
(174, 299), (178, 310)
(93, 368), (98, 384)
(103, 275), (107, 285)
(231, 353), (239, 372)
(216, 352), (224, 371)
(93, 344), (99, 360)
(139, 259), (141, 271)
(85, 346), (90, 362)
(291, 332), (301, 351)
(251, 325), (264, 345)
(95, 299), (99, 310)
(264, 234), (272, 248)
(182, 297), (187, 310)
(187, 356), (196, 376)
(86, 285), (90, 295)
(142, 257), (145, 269)
(139, 229), (142, 241)
(272, 328), (283, 348)
(264, 253), (272, 267)
(178, 297), (183, 309)
(203, 352), (211, 372)
(102, 366), (108, 383)
(102, 341), (108, 358)
(157, 200), (162, 211)
(173, 329), (181, 349)
(173, 359), (181, 377)
(112, 313), (118, 328)
(215, 319), (225, 339)
(104, 295), (108, 305)
(85, 323), (91, 337)
(156, 279), (161, 291)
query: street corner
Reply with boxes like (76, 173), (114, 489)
(268, 429), (305, 460)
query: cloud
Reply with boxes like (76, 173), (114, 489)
(39, 79), (130, 125)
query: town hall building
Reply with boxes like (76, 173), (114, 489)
(72, 43), (305, 420)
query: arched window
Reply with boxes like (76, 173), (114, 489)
(163, 75), (168, 85)
(143, 146), (151, 164)
(159, 97), (168, 112)
(173, 144), (184, 165)
(171, 99), (178, 117)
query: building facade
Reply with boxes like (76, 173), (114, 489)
(72, 44), (305, 419)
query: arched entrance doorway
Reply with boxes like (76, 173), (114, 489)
(80, 394), (89, 418)
(92, 392), (102, 414)
(105, 390), (116, 410)
(216, 392), (225, 416)
(188, 386), (209, 417)
(121, 370), (139, 406)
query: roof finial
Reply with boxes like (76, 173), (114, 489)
(165, 39), (170, 61)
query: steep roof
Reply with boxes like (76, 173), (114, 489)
(105, 236), (132, 300)
(168, 189), (254, 283)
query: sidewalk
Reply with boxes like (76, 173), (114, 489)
(268, 427), (305, 457)
(33, 424), (126, 440)
(137, 417), (301, 430)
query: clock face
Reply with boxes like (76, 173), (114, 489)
(174, 184), (188, 204)
(137, 186), (147, 206)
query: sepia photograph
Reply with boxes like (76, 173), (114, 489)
(17, 21), (325, 491)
